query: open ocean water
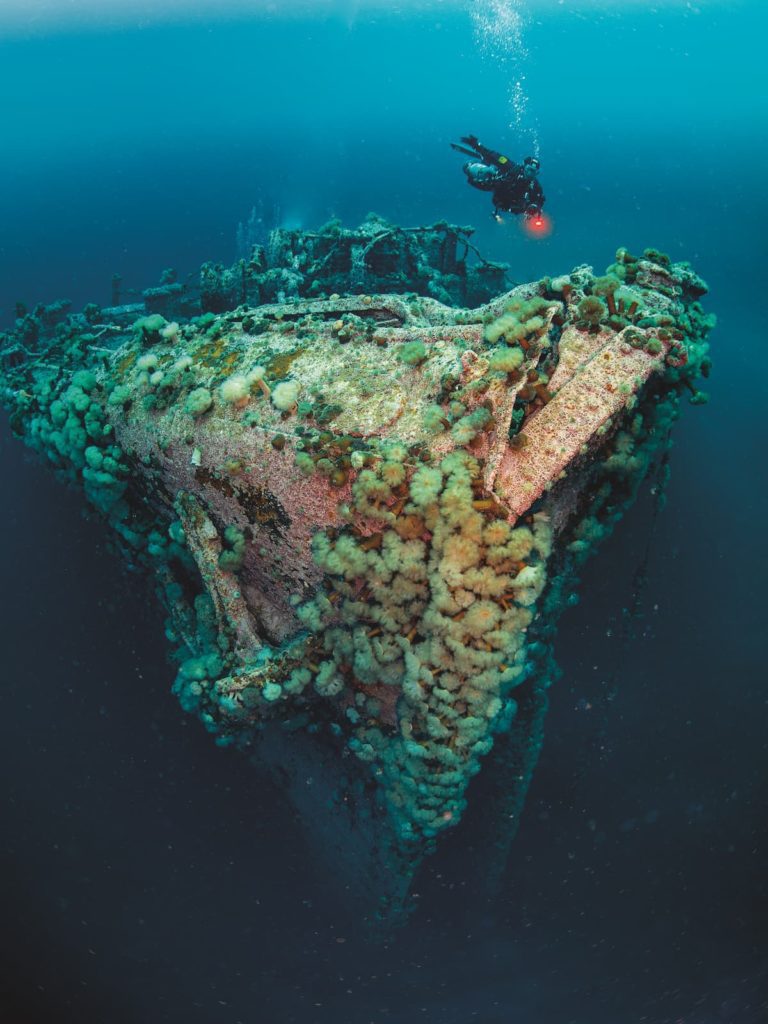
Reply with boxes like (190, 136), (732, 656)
(0, 2), (766, 1022)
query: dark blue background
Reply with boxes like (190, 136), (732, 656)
(1, 3), (766, 1021)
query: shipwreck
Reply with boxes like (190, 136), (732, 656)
(0, 218), (714, 918)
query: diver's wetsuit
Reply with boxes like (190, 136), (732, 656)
(451, 135), (545, 218)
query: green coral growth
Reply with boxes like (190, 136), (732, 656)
(488, 346), (524, 374)
(484, 296), (554, 346)
(576, 295), (607, 327)
(218, 524), (246, 571)
(422, 404), (450, 433)
(397, 340), (428, 366)
(451, 407), (492, 447)
(134, 314), (168, 346)
(184, 387), (213, 417)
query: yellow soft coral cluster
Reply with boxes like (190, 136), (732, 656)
(294, 443), (552, 841)
(484, 296), (556, 346)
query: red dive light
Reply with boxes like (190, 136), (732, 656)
(521, 211), (553, 239)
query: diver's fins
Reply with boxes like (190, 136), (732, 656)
(450, 141), (482, 158)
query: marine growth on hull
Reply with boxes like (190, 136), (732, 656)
(0, 218), (714, 909)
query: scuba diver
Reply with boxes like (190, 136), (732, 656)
(451, 135), (545, 223)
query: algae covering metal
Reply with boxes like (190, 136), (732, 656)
(0, 232), (714, 916)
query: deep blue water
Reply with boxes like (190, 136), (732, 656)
(1, 2), (766, 1022)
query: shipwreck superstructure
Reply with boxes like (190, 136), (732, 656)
(0, 220), (713, 916)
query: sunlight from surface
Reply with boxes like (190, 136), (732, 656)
(0, 0), (727, 37)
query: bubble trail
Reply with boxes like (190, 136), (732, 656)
(469, 0), (540, 155)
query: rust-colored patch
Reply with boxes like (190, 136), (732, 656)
(116, 349), (137, 376)
(235, 483), (291, 538)
(193, 334), (232, 369)
(266, 347), (305, 379)
(195, 465), (236, 498)
(217, 351), (241, 376)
